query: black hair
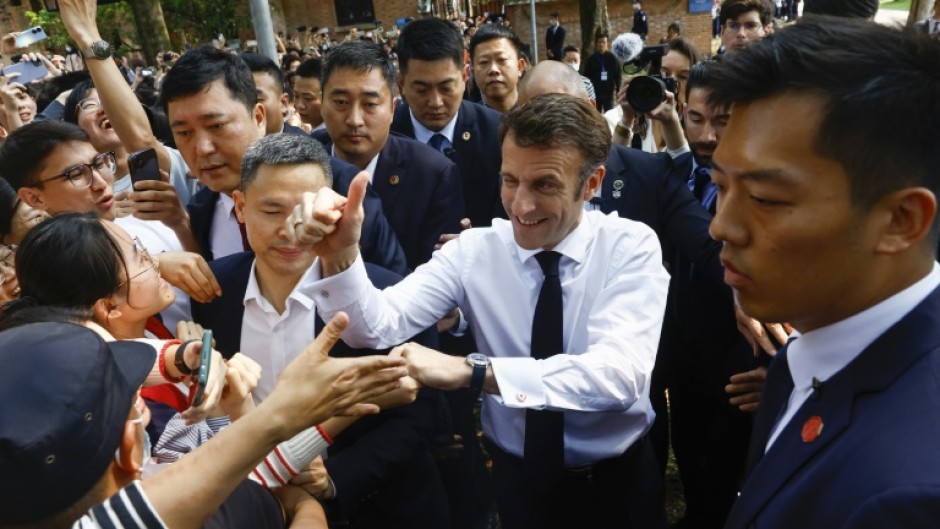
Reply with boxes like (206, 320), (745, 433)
(562, 44), (580, 55)
(719, 0), (774, 26)
(0, 178), (17, 239)
(667, 22), (682, 35)
(241, 52), (286, 95)
(0, 121), (89, 190)
(241, 133), (333, 190)
(321, 41), (397, 94)
(159, 45), (257, 115)
(707, 16), (940, 213)
(803, 0), (879, 18)
(14, 213), (128, 313)
(295, 57), (322, 80)
(32, 71), (91, 115)
(396, 17), (464, 74)
(667, 37), (700, 71)
(468, 23), (525, 63)
(685, 59), (719, 102)
(63, 79), (96, 125)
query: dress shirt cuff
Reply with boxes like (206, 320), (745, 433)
(490, 357), (545, 409)
(449, 308), (469, 337)
(664, 143), (691, 158)
(311, 254), (370, 312)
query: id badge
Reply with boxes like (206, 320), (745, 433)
(601, 71), (608, 82)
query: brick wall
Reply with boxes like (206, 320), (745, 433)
(506, 0), (713, 62)
(273, 0), (421, 38)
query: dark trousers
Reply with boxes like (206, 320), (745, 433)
(596, 94), (616, 113)
(485, 436), (665, 529)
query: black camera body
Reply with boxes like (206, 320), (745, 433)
(623, 44), (678, 113)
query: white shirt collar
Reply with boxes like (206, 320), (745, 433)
(331, 145), (380, 183)
(787, 262), (940, 391)
(217, 192), (236, 218)
(514, 208), (592, 267)
(409, 108), (459, 145)
(244, 259), (317, 314)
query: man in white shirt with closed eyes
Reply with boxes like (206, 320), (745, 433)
(296, 93), (670, 529)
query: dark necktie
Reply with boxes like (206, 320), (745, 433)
(524, 251), (565, 491)
(691, 166), (718, 209)
(744, 344), (795, 476)
(427, 133), (448, 153)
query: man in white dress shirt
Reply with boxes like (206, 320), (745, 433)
(295, 93), (670, 529)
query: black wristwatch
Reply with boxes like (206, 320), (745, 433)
(175, 339), (198, 376)
(82, 40), (112, 60)
(466, 353), (490, 394)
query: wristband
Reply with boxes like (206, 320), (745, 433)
(175, 339), (198, 376)
(614, 121), (633, 138)
(158, 339), (183, 383)
(316, 424), (334, 445)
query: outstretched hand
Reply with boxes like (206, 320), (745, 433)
(261, 313), (410, 439)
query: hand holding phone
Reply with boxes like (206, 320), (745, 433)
(14, 27), (47, 49)
(128, 147), (160, 187)
(1, 61), (48, 85)
(190, 330), (213, 408)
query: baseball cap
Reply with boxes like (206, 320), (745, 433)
(0, 322), (156, 524)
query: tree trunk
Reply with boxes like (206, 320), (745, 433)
(128, 0), (172, 66)
(908, 0), (933, 25)
(579, 0), (611, 58)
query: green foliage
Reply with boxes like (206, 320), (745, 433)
(26, 2), (137, 54)
(161, 0), (252, 46)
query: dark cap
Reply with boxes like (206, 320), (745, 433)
(0, 322), (156, 524)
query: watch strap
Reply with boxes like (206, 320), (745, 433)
(175, 339), (198, 376)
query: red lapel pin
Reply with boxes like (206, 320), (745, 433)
(389, 175), (400, 186)
(802, 416), (824, 443)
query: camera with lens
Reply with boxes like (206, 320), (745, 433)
(622, 44), (678, 114)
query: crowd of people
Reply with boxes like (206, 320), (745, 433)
(0, 0), (938, 528)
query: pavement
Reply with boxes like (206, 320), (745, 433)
(874, 7), (910, 26)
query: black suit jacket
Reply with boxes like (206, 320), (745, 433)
(599, 146), (722, 285)
(186, 156), (409, 276)
(726, 286), (940, 529)
(312, 130), (465, 270)
(545, 24), (566, 60)
(190, 253), (449, 527)
(391, 100), (505, 228)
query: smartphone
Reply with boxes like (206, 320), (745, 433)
(190, 330), (213, 408)
(1, 61), (48, 85)
(128, 148), (160, 186)
(14, 27), (47, 48)
(44, 0), (123, 11)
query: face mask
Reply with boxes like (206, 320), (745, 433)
(568, 62), (580, 71)
(550, 19), (558, 27)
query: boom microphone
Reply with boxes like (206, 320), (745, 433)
(611, 32), (645, 64)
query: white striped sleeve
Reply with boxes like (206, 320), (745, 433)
(249, 425), (330, 489)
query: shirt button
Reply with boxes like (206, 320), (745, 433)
(319, 290), (329, 298)
(516, 392), (527, 403)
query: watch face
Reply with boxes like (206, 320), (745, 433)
(92, 41), (111, 58)
(467, 353), (489, 367)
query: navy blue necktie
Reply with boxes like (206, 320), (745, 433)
(691, 166), (717, 211)
(524, 251), (565, 491)
(427, 133), (448, 153)
(744, 345), (795, 476)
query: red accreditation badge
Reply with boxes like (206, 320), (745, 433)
(802, 416), (824, 443)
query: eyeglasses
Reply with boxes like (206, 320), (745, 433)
(0, 244), (16, 285)
(37, 151), (116, 188)
(724, 21), (765, 35)
(76, 97), (102, 115)
(118, 237), (158, 287)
